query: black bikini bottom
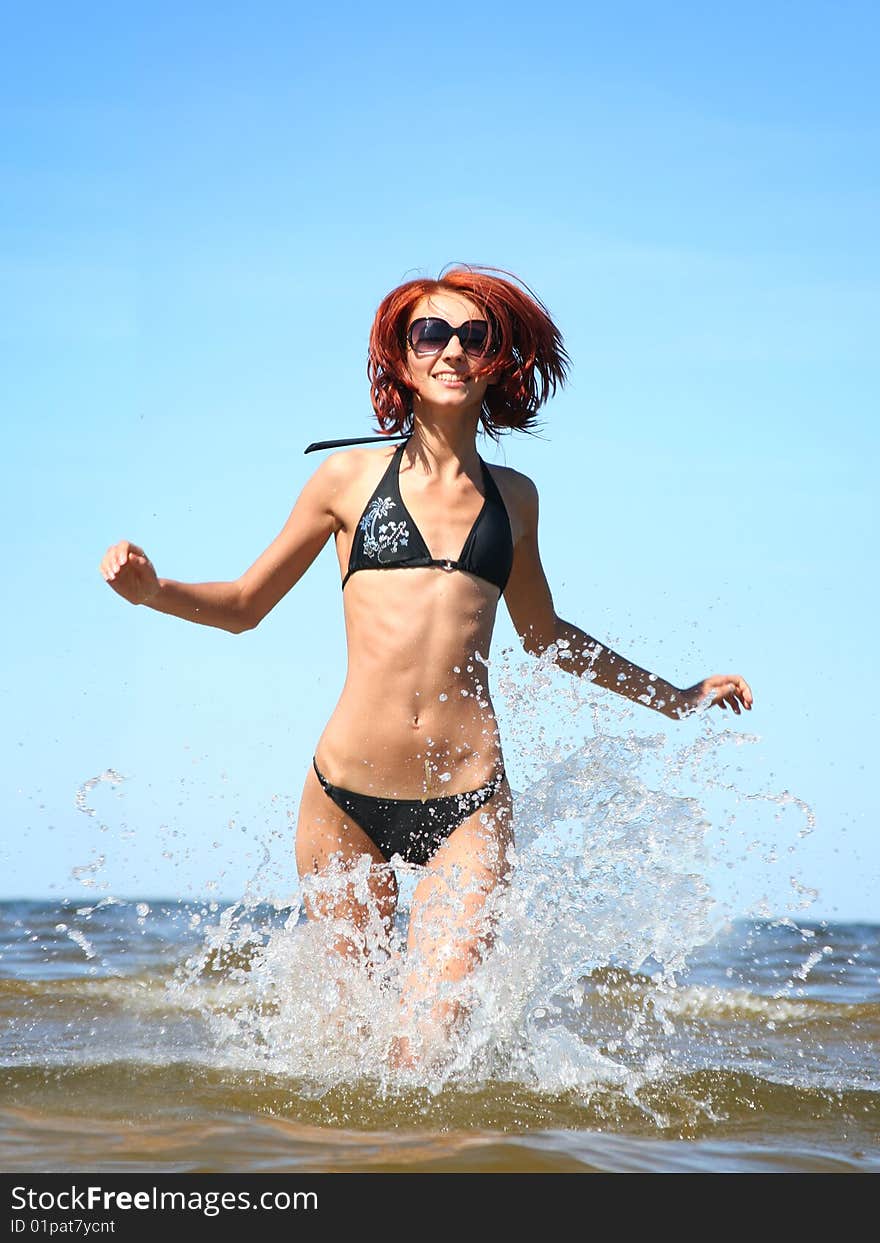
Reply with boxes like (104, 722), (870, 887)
(312, 757), (505, 867)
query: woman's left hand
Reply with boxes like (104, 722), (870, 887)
(679, 675), (753, 717)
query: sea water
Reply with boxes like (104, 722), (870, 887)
(2, 648), (877, 1171)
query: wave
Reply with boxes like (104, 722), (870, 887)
(4, 962), (878, 1028)
(2, 1059), (878, 1138)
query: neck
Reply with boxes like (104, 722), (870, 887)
(407, 406), (481, 472)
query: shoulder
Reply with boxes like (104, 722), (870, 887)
(484, 461), (539, 518)
(303, 443), (400, 527)
(306, 443), (398, 492)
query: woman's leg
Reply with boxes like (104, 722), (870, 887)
(295, 763), (399, 971)
(390, 778), (515, 1068)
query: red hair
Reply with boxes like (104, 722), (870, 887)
(367, 264), (570, 440)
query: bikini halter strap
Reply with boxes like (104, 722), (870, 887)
(304, 434), (408, 454)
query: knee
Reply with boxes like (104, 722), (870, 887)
(433, 935), (488, 984)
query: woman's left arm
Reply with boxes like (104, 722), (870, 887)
(502, 474), (753, 721)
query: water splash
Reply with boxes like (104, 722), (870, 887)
(72, 771), (126, 892)
(163, 651), (810, 1104)
(74, 769), (125, 818)
(72, 647), (819, 1109)
(54, 923), (97, 960)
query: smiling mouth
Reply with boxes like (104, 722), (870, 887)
(433, 372), (469, 385)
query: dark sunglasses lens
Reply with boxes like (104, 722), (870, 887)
(410, 319), (451, 354)
(460, 321), (490, 355)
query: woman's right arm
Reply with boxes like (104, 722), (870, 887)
(99, 454), (349, 634)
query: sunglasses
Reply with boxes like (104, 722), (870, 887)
(406, 317), (497, 358)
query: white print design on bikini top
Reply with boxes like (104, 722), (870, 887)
(359, 496), (411, 563)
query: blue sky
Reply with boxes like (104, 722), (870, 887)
(2, 2), (878, 920)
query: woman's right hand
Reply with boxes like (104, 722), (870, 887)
(99, 540), (160, 605)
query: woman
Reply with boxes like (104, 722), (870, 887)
(99, 265), (752, 1069)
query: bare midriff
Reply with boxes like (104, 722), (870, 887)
(314, 565), (503, 798)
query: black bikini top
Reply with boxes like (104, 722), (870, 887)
(342, 439), (514, 593)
